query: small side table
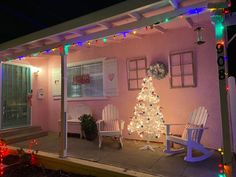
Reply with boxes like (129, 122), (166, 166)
(58, 119), (84, 138)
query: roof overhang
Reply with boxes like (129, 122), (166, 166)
(0, 0), (227, 61)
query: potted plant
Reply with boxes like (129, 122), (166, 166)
(79, 114), (97, 141)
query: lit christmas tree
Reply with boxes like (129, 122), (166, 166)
(128, 76), (165, 151)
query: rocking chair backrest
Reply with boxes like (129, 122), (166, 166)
(182, 106), (208, 142)
(102, 104), (119, 131)
(189, 107), (208, 126)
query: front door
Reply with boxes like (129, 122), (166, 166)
(0, 64), (31, 129)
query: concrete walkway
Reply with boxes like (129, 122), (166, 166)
(12, 132), (220, 177)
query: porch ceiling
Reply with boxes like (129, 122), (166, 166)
(0, 0), (227, 61)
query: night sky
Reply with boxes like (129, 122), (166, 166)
(0, 0), (125, 43)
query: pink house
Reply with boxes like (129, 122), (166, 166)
(0, 0), (235, 175)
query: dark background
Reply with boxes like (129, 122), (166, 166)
(227, 0), (236, 77)
(0, 0), (125, 43)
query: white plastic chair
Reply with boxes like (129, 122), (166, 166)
(97, 104), (124, 148)
(164, 106), (213, 162)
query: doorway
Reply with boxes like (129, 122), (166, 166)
(0, 63), (31, 129)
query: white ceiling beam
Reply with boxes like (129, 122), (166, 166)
(169, 0), (179, 9)
(0, 0), (163, 52)
(74, 30), (86, 36)
(185, 17), (194, 28)
(154, 26), (166, 34)
(98, 22), (113, 29)
(128, 12), (143, 21)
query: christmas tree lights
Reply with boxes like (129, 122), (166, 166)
(128, 76), (165, 151)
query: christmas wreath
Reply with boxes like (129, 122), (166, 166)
(147, 62), (168, 80)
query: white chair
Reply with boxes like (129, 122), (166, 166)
(97, 104), (125, 148)
(164, 106), (213, 162)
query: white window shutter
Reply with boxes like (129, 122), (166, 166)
(103, 58), (119, 96)
(52, 68), (61, 97)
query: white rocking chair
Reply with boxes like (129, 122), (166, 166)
(164, 106), (213, 162)
(97, 104), (125, 148)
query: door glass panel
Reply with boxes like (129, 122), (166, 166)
(1, 64), (31, 129)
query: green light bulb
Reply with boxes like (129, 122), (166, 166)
(103, 38), (107, 43)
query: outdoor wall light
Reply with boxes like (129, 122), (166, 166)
(31, 66), (41, 75)
(194, 26), (205, 45)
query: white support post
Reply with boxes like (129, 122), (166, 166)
(59, 46), (68, 158)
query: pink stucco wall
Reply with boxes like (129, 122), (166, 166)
(30, 21), (222, 149)
(24, 57), (49, 130)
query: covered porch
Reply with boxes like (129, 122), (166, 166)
(0, 0), (233, 176)
(11, 132), (220, 177)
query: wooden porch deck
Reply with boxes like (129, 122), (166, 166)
(11, 132), (220, 177)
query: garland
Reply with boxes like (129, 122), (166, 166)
(147, 62), (168, 80)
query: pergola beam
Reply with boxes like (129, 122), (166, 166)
(74, 30), (86, 36)
(98, 22), (113, 29)
(0, 0), (163, 52)
(128, 12), (143, 20)
(185, 17), (194, 28)
(0, 1), (210, 60)
(154, 25), (166, 34)
(169, 0), (179, 9)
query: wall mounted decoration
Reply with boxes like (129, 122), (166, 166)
(103, 58), (119, 96)
(169, 50), (196, 88)
(52, 68), (61, 97)
(126, 56), (147, 90)
(147, 62), (168, 80)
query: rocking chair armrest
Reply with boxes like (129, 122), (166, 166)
(165, 123), (186, 136)
(96, 120), (104, 131)
(96, 120), (104, 124)
(164, 123), (186, 126)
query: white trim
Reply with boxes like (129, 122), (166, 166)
(68, 57), (106, 67)
(3, 61), (32, 68)
(0, 0), (163, 51)
(68, 97), (108, 101)
(67, 57), (106, 100)
(1, 1), (213, 61)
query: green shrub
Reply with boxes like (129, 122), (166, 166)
(79, 114), (97, 141)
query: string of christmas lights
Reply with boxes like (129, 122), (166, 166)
(0, 6), (228, 63)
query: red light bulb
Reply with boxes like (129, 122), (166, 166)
(226, 86), (229, 91)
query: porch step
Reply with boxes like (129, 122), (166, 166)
(0, 126), (48, 144)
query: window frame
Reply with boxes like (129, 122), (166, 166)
(169, 50), (196, 88)
(126, 56), (147, 90)
(67, 57), (107, 101)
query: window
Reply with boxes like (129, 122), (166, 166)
(67, 61), (103, 98)
(127, 56), (147, 90)
(169, 51), (196, 88)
